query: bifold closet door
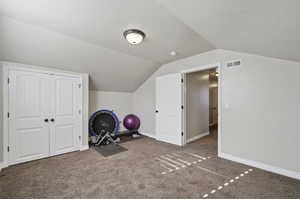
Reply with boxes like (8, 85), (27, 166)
(50, 76), (82, 156)
(9, 70), (52, 165)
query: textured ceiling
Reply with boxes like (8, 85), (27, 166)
(1, 0), (299, 91)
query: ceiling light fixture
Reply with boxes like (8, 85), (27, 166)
(170, 51), (177, 56)
(123, 29), (146, 45)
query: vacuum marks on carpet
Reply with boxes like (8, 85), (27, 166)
(155, 152), (212, 175)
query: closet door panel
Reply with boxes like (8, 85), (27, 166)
(9, 71), (51, 165)
(51, 77), (81, 156)
(56, 79), (74, 116)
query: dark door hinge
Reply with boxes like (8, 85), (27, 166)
(181, 132), (184, 136)
(7, 112), (10, 118)
(181, 105), (184, 110)
(8, 78), (10, 84)
(7, 146), (10, 152)
(181, 78), (183, 83)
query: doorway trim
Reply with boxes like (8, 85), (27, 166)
(181, 63), (222, 156)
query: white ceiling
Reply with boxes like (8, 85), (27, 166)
(0, 0), (214, 63)
(0, 0), (214, 91)
(0, 16), (158, 91)
(157, 0), (300, 62)
(1, 0), (300, 91)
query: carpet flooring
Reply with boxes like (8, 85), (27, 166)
(0, 136), (299, 199)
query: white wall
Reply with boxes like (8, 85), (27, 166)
(133, 49), (300, 177)
(89, 91), (133, 130)
(0, 64), (3, 163)
(133, 50), (220, 136)
(186, 71), (209, 141)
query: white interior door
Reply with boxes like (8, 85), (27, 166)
(9, 70), (52, 164)
(156, 73), (183, 146)
(50, 76), (82, 156)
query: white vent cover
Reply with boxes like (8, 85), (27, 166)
(226, 60), (241, 68)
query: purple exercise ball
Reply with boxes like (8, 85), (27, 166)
(123, 114), (140, 130)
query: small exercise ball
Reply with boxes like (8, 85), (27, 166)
(123, 114), (140, 130)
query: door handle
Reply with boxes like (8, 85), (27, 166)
(44, 119), (49, 122)
(50, 118), (55, 122)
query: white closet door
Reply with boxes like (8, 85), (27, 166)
(156, 73), (183, 146)
(9, 71), (51, 164)
(50, 76), (82, 156)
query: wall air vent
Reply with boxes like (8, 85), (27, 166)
(226, 60), (241, 68)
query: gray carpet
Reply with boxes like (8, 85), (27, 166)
(0, 136), (300, 199)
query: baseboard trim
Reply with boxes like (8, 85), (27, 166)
(219, 152), (300, 180)
(0, 162), (8, 172)
(140, 132), (156, 139)
(80, 145), (89, 151)
(186, 132), (209, 143)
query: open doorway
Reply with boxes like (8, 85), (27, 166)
(183, 65), (219, 147)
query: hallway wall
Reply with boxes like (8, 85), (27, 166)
(186, 71), (209, 142)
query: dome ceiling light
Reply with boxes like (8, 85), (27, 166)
(123, 29), (146, 45)
(170, 51), (177, 56)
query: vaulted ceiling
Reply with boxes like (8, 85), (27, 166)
(1, 0), (299, 91)
(157, 0), (300, 62)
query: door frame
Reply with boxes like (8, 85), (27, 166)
(181, 63), (222, 156)
(1, 62), (84, 169)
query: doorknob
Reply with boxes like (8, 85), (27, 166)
(50, 118), (55, 122)
(44, 119), (49, 122)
